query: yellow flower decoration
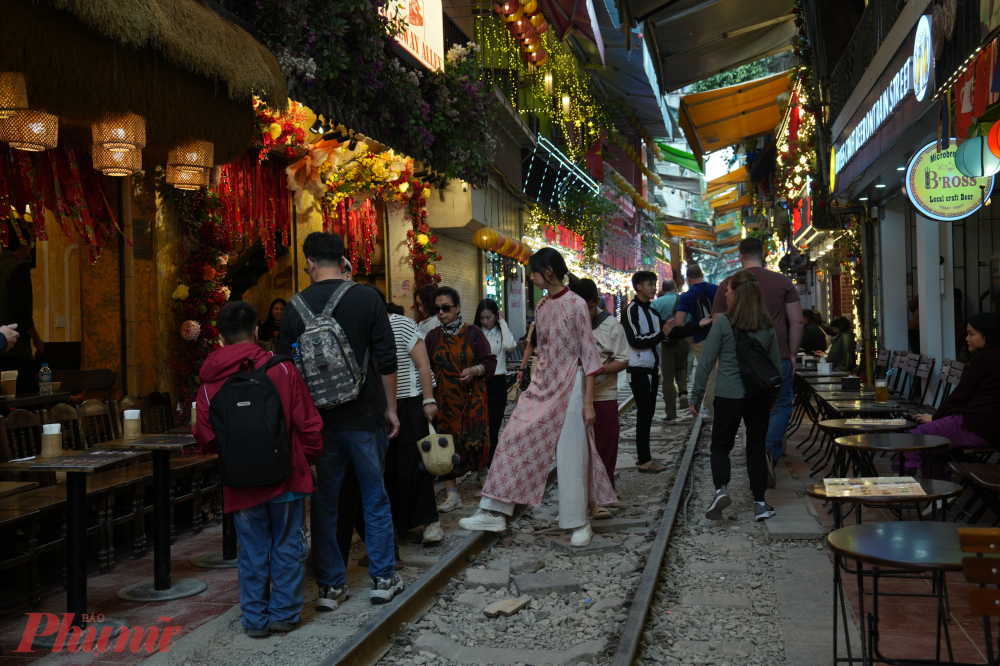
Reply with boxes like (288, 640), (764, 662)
(267, 123), (282, 140)
(172, 284), (190, 300)
(416, 234), (429, 246)
(426, 264), (436, 276)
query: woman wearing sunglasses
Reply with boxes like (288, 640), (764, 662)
(423, 286), (497, 512)
(459, 248), (616, 547)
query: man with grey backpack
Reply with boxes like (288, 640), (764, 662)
(280, 232), (403, 606)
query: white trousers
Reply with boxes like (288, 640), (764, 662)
(481, 368), (588, 529)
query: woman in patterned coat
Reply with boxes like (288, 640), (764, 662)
(459, 248), (617, 547)
(423, 286), (497, 513)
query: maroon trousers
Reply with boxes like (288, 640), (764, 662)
(593, 400), (619, 490)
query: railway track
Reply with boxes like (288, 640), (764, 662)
(319, 404), (706, 666)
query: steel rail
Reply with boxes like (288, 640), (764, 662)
(610, 413), (704, 666)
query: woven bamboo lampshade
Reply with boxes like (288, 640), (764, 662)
(92, 145), (141, 176)
(0, 73), (28, 119)
(166, 165), (208, 190)
(92, 113), (146, 153)
(167, 140), (214, 173)
(0, 110), (58, 151)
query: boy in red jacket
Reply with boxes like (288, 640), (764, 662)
(194, 302), (323, 638)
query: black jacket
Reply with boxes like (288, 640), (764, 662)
(280, 279), (398, 431)
(801, 322), (828, 356)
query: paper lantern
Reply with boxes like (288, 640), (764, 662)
(166, 165), (208, 190)
(499, 237), (513, 255)
(523, 42), (543, 53)
(520, 0), (538, 13)
(530, 13), (547, 28)
(955, 137), (1000, 178)
(168, 140), (214, 173)
(495, 0), (519, 14)
(0, 110), (58, 151)
(0, 73), (28, 119)
(989, 122), (1000, 158)
(473, 227), (500, 250)
(504, 5), (524, 21)
(92, 112), (146, 153)
(92, 145), (141, 176)
(526, 50), (548, 66)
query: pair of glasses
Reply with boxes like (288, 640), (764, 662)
(431, 304), (455, 314)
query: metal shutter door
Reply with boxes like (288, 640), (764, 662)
(433, 235), (481, 312)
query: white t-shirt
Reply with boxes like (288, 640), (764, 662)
(390, 314), (423, 399)
(481, 320), (516, 375)
(417, 316), (439, 340)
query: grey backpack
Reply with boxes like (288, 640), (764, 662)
(289, 283), (369, 409)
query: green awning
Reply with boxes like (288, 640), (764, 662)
(657, 143), (703, 174)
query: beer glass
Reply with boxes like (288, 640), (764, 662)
(874, 379), (889, 404)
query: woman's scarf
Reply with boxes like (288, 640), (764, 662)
(442, 313), (465, 337)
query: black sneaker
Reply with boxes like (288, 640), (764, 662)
(268, 621), (297, 633)
(662, 416), (676, 423)
(370, 573), (405, 604)
(245, 627), (270, 638)
(754, 502), (776, 521)
(316, 585), (348, 611)
(705, 489), (731, 520)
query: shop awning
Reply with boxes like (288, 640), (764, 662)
(705, 165), (749, 197)
(656, 143), (703, 173)
(659, 174), (703, 195)
(665, 224), (716, 242)
(710, 190), (738, 208)
(662, 214), (708, 227)
(714, 221), (737, 233)
(716, 232), (743, 247)
(541, 0), (605, 63)
(714, 192), (750, 215)
(617, 0), (796, 94)
(678, 71), (794, 171)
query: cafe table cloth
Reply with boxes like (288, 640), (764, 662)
(481, 288), (618, 509)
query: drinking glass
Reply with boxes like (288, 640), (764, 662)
(874, 379), (888, 404)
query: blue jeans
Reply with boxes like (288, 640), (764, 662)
(232, 499), (308, 631)
(312, 428), (395, 586)
(766, 359), (794, 461)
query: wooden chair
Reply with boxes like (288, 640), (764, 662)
(0, 509), (42, 609)
(51, 369), (116, 401)
(42, 403), (84, 451)
(144, 392), (174, 434)
(112, 395), (145, 439)
(77, 400), (117, 446)
(1, 409), (43, 459)
(873, 348), (892, 379)
(887, 351), (909, 395)
(959, 528), (1000, 665)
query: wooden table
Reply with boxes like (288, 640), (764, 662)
(827, 522), (993, 666)
(96, 437), (206, 601)
(168, 425), (192, 435)
(0, 448), (83, 474)
(0, 392), (71, 410)
(31, 450), (146, 632)
(833, 433), (951, 477)
(0, 480), (37, 497)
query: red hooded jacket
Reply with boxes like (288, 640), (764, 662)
(194, 343), (324, 513)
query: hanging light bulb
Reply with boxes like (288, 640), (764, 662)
(561, 94), (571, 116)
(92, 112), (146, 153)
(543, 71), (554, 95)
(168, 140), (214, 174)
(0, 73), (28, 119)
(0, 110), (58, 151)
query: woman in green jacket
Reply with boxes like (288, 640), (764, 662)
(815, 316), (854, 371)
(689, 270), (781, 524)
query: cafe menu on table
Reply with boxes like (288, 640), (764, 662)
(823, 476), (926, 497)
(844, 419), (908, 425)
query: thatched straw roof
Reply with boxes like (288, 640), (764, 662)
(0, 0), (288, 164)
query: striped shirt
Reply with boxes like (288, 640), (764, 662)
(390, 314), (423, 399)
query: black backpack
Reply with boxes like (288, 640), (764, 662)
(731, 326), (782, 399)
(209, 355), (292, 488)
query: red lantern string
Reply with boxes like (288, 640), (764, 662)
(216, 152), (291, 269)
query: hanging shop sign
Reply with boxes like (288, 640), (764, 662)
(904, 140), (995, 221)
(384, 0), (444, 70)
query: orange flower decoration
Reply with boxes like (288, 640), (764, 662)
(202, 265), (217, 280)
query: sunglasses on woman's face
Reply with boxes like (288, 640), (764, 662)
(431, 304), (455, 314)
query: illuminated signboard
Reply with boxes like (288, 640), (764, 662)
(904, 140), (995, 221)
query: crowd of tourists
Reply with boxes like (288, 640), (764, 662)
(191, 231), (1000, 640)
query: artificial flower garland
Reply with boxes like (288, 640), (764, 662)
(166, 188), (234, 418)
(401, 178), (441, 288)
(253, 97), (308, 163)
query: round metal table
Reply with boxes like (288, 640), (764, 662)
(832, 433), (951, 477)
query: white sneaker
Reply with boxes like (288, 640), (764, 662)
(458, 510), (506, 532)
(700, 407), (712, 421)
(437, 494), (463, 513)
(422, 521), (444, 544)
(570, 522), (593, 547)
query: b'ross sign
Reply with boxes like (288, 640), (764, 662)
(905, 140), (995, 221)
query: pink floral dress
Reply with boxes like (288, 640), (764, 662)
(482, 288), (618, 507)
